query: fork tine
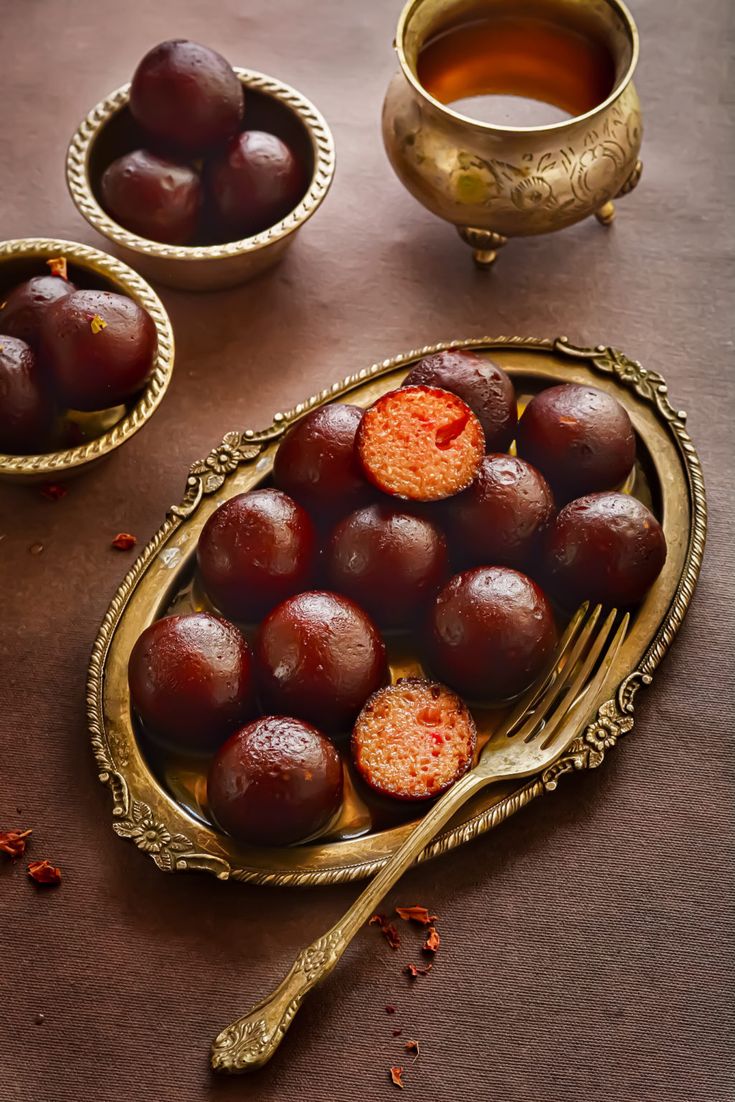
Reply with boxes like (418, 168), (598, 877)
(508, 603), (604, 743)
(501, 601), (590, 738)
(538, 610), (630, 750)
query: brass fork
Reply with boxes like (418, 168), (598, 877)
(211, 603), (629, 1073)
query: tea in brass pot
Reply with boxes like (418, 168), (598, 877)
(382, 0), (643, 266)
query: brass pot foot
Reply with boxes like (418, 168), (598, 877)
(595, 201), (616, 227)
(457, 226), (507, 268)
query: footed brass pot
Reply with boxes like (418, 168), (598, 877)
(382, 0), (643, 265)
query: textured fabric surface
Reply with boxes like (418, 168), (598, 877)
(1, 1), (733, 1099)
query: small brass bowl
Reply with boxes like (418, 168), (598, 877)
(383, 0), (643, 266)
(0, 237), (174, 483)
(66, 69), (335, 291)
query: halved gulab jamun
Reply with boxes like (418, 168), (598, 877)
(516, 383), (636, 502)
(427, 566), (557, 701)
(197, 488), (316, 622)
(130, 39), (244, 155)
(205, 130), (305, 240)
(0, 336), (55, 454)
(357, 385), (485, 501)
(39, 289), (156, 411)
(273, 404), (369, 518)
(352, 678), (476, 801)
(128, 612), (256, 754)
(255, 590), (388, 733)
(326, 503), (448, 628)
(100, 149), (203, 245)
(208, 715), (343, 846)
(545, 492), (667, 608)
(0, 274), (76, 349)
(446, 454), (555, 572)
(403, 349), (517, 452)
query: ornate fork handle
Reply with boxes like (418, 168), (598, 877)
(211, 770), (487, 1073)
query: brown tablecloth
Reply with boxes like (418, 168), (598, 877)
(1, 1), (733, 1099)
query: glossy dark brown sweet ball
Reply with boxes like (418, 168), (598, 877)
(357, 385), (485, 501)
(326, 504), (448, 628)
(130, 39), (244, 155)
(128, 612), (256, 753)
(273, 404), (369, 518)
(39, 290), (156, 411)
(403, 349), (517, 452)
(545, 492), (667, 608)
(255, 591), (388, 733)
(197, 488), (316, 622)
(516, 383), (636, 502)
(0, 274), (76, 349)
(205, 130), (305, 239)
(100, 150), (202, 245)
(427, 566), (557, 701)
(447, 454), (555, 572)
(0, 336), (55, 453)
(208, 716), (343, 846)
(352, 678), (476, 801)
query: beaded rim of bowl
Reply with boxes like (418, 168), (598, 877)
(65, 68), (336, 262)
(0, 237), (174, 478)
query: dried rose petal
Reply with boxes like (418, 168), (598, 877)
(27, 859), (61, 885)
(111, 532), (137, 551)
(40, 483), (68, 502)
(46, 256), (68, 281)
(0, 828), (32, 858)
(404, 1039), (420, 1059)
(389, 1066), (404, 1089)
(385, 1005), (396, 1015)
(404, 962), (433, 979)
(395, 905), (438, 926)
(369, 912), (400, 950)
(392, 1029), (403, 1037)
(423, 926), (440, 954)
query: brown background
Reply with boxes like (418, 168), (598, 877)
(1, 1), (733, 1099)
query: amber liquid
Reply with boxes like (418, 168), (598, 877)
(418, 15), (616, 126)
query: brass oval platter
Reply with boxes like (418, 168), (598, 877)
(87, 336), (706, 887)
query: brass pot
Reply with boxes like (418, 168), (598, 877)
(382, 0), (643, 265)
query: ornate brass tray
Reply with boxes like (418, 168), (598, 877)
(87, 337), (706, 886)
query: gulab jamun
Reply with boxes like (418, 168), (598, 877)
(427, 566), (557, 701)
(326, 503), (448, 628)
(0, 274), (76, 349)
(255, 591), (388, 733)
(130, 39), (244, 155)
(205, 130), (305, 239)
(545, 492), (667, 608)
(197, 488), (316, 622)
(516, 383), (636, 502)
(273, 404), (368, 517)
(208, 715), (343, 846)
(446, 454), (555, 572)
(352, 678), (476, 801)
(100, 149), (203, 245)
(403, 349), (517, 452)
(39, 289), (156, 411)
(0, 336), (55, 454)
(357, 385), (485, 501)
(128, 612), (256, 754)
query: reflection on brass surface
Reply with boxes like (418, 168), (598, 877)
(212, 605), (631, 1072)
(382, 0), (643, 264)
(66, 70), (335, 291)
(0, 237), (174, 483)
(87, 337), (706, 888)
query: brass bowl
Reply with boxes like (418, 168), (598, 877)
(66, 69), (335, 291)
(87, 337), (706, 886)
(0, 237), (174, 483)
(382, 0), (643, 266)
